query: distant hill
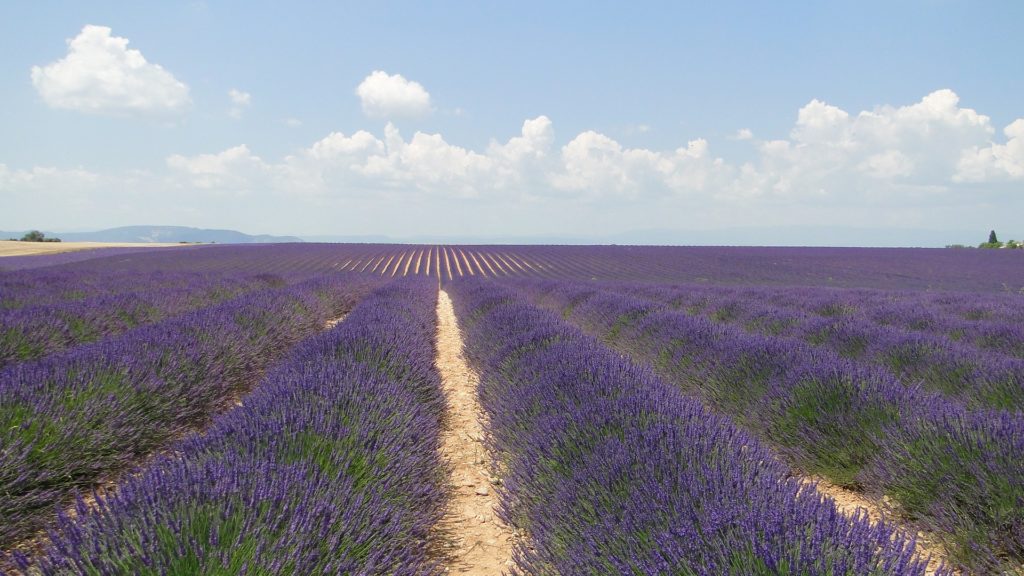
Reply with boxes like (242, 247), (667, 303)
(2, 226), (302, 244)
(3, 225), (990, 247)
(303, 226), (984, 248)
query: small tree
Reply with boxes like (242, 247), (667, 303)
(979, 230), (1004, 249)
(20, 230), (46, 242)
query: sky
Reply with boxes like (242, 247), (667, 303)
(1, 1), (1023, 245)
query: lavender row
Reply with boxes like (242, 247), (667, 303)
(449, 278), (936, 575)
(514, 279), (1023, 572)
(9, 276), (444, 575)
(0, 275), (283, 368)
(0, 267), (284, 311)
(0, 247), (172, 272)
(613, 282), (1024, 359)
(503, 245), (1024, 291)
(0, 273), (380, 549)
(600, 283), (1024, 410)
(8, 243), (1023, 292)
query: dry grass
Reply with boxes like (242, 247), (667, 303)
(0, 240), (185, 258)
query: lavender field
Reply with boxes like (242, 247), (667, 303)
(1, 244), (1022, 575)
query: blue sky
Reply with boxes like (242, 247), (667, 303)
(2, 1), (1023, 244)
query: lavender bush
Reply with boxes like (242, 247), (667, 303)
(525, 279), (1024, 572)
(13, 277), (444, 575)
(0, 274), (280, 368)
(0, 273), (380, 549)
(450, 278), (937, 575)
(596, 282), (1024, 410)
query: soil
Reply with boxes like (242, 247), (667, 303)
(323, 314), (347, 330)
(435, 290), (515, 574)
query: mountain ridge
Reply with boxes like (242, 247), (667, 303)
(1, 226), (302, 244)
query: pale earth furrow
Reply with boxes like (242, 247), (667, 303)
(435, 290), (515, 575)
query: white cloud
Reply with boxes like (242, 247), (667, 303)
(551, 131), (729, 199)
(153, 90), (1019, 206)
(7, 89), (1023, 238)
(228, 89), (251, 106)
(355, 70), (432, 118)
(358, 123), (493, 197)
(0, 164), (101, 190)
(488, 116), (554, 165)
(734, 128), (754, 140)
(955, 118), (1024, 181)
(281, 118), (556, 199)
(166, 145), (271, 192)
(31, 25), (190, 114)
(735, 89), (1004, 201)
(228, 88), (251, 119)
(305, 131), (384, 161)
(284, 117), (302, 127)
(858, 150), (915, 179)
(792, 99), (852, 146)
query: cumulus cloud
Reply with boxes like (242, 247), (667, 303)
(357, 124), (493, 197)
(31, 25), (190, 114)
(955, 118), (1024, 181)
(154, 89), (1021, 205)
(734, 89), (1005, 202)
(278, 117), (556, 198)
(551, 131), (729, 200)
(167, 145), (271, 192)
(792, 99), (852, 145)
(356, 70), (432, 118)
(8, 88), (1023, 237)
(858, 150), (915, 179)
(734, 128), (754, 140)
(228, 88), (251, 118)
(305, 130), (385, 161)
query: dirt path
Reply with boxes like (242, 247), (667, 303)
(435, 290), (515, 575)
(803, 476), (953, 575)
(443, 247), (453, 280)
(478, 253), (500, 276)
(452, 248), (466, 276)
(467, 251), (489, 277)
(459, 249), (476, 276)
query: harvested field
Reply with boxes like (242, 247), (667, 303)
(0, 240), (183, 257)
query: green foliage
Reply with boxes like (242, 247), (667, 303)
(979, 229), (1006, 248)
(885, 423), (1024, 569)
(18, 230), (61, 242)
(771, 377), (898, 488)
(0, 328), (46, 360)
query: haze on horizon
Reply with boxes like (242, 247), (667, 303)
(1, 1), (1022, 246)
